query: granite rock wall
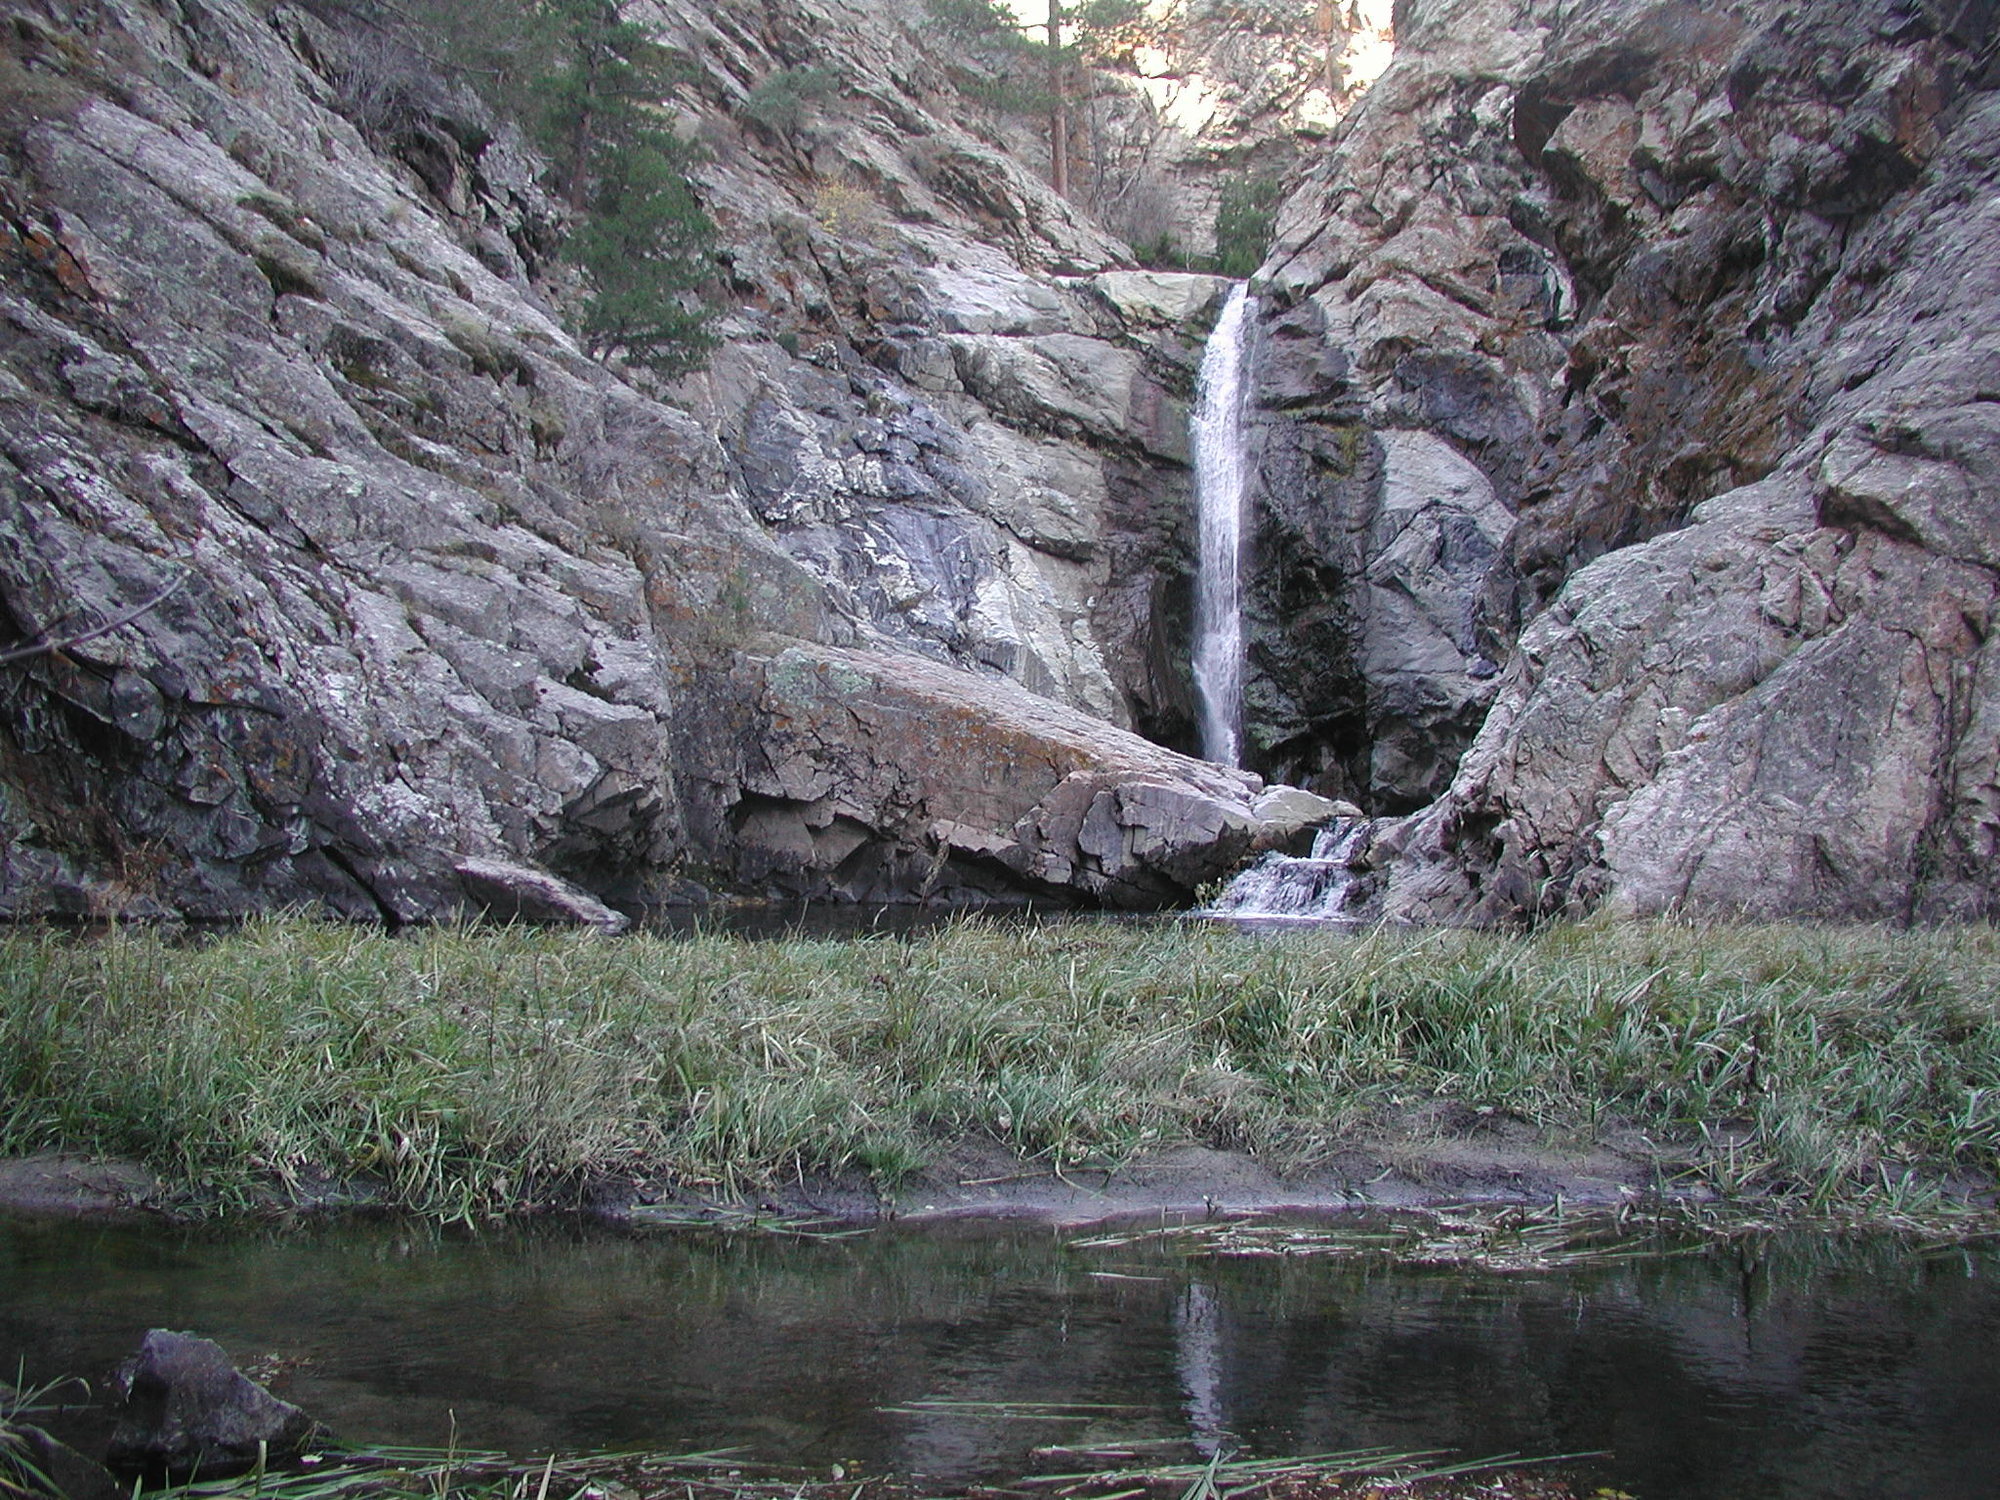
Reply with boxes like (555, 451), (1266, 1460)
(1252, 0), (2000, 920)
(0, 0), (1337, 919)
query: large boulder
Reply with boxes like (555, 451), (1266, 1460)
(1084, 272), (1232, 331)
(107, 1331), (325, 1482)
(454, 858), (632, 931)
(683, 643), (1336, 908)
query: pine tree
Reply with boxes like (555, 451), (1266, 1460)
(530, 0), (666, 209)
(922, 0), (1149, 201)
(567, 127), (720, 374)
(1213, 173), (1283, 278)
(399, 0), (720, 375)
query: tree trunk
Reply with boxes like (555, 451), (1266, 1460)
(1317, 0), (1343, 96)
(566, 42), (599, 212)
(1047, 0), (1069, 199)
(568, 107), (596, 212)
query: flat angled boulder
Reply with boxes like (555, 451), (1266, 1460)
(455, 857), (632, 932)
(729, 644), (1335, 908)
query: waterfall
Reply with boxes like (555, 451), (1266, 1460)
(1191, 283), (1257, 767)
(1205, 820), (1374, 923)
(1189, 289), (1373, 927)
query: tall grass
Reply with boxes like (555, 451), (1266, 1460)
(0, 916), (1995, 1220)
(74, 1442), (1583, 1500)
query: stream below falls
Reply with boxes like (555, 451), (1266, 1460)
(5, 1214), (1999, 1498)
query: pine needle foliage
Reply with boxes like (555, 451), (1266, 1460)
(739, 66), (844, 139)
(565, 128), (719, 373)
(387, 0), (720, 375)
(1213, 171), (1284, 278)
(531, 0), (718, 373)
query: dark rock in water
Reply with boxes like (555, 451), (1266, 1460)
(1, 1418), (124, 1500)
(106, 1330), (325, 1481)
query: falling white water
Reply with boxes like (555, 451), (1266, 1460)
(1206, 820), (1373, 922)
(1191, 283), (1258, 767)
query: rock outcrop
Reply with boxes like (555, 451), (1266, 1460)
(0, 0), (1341, 920)
(6, 0), (1993, 928)
(682, 640), (1333, 907)
(1250, 0), (2000, 921)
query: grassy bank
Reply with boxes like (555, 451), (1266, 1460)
(99, 1444), (1590, 1500)
(0, 917), (1995, 1222)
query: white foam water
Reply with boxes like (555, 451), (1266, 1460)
(1205, 821), (1372, 922)
(1191, 284), (1258, 767)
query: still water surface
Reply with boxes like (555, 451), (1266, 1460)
(2, 1213), (1996, 1500)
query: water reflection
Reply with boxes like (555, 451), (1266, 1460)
(1, 1214), (1995, 1500)
(1173, 1280), (1230, 1458)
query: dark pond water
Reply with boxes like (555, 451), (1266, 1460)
(3, 1213), (1997, 1500)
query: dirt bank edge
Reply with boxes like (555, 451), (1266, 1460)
(0, 1132), (1671, 1225)
(10, 1135), (1993, 1232)
(0, 1155), (166, 1218)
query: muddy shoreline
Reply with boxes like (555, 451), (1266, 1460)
(0, 1128), (1886, 1230)
(696, 1129), (1693, 1227)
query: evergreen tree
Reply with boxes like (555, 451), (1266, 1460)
(396, 0), (720, 375)
(1212, 172), (1283, 278)
(530, 0), (677, 209)
(529, 0), (720, 372)
(921, 0), (1150, 200)
(567, 128), (719, 374)
(740, 65), (844, 140)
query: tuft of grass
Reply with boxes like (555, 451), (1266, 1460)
(2, 1374), (94, 1500)
(0, 916), (1996, 1222)
(135, 1442), (1596, 1500)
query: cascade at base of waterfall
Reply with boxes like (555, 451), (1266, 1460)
(1205, 821), (1372, 921)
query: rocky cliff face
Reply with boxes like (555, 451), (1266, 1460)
(0, 0), (1341, 921)
(649, 0), (1369, 749)
(1252, 0), (2000, 920)
(4, 0), (1994, 928)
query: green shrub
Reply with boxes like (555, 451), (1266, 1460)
(566, 131), (720, 374)
(740, 66), (842, 137)
(1213, 171), (1284, 278)
(377, 0), (720, 375)
(1132, 230), (1193, 271)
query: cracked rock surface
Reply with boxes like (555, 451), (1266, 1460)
(4, 0), (1994, 926)
(1259, 0), (2000, 921)
(0, 0), (1335, 918)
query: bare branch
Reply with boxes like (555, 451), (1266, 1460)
(0, 572), (192, 667)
